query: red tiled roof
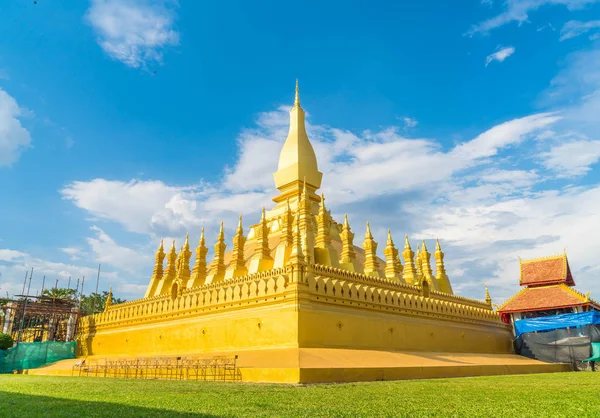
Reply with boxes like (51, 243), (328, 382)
(519, 254), (575, 287)
(499, 284), (595, 313)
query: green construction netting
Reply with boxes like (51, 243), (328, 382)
(586, 342), (600, 362)
(0, 341), (76, 374)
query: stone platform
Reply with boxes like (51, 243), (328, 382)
(27, 348), (570, 383)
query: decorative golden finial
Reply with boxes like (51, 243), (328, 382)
(145, 238), (167, 297)
(415, 245), (423, 281)
(420, 240), (436, 290)
(176, 239), (192, 287)
(434, 238), (453, 294)
(185, 233), (189, 246)
(402, 235), (417, 285)
(340, 214), (357, 270)
(362, 222), (381, 277)
(104, 286), (113, 312)
(365, 222), (373, 240)
(485, 285), (492, 306)
(289, 212), (305, 265)
(296, 176), (315, 263)
(384, 230), (403, 282)
(315, 192), (332, 250)
(231, 214), (247, 278)
(585, 291), (591, 302)
(208, 221), (227, 282)
(237, 214), (243, 233)
(156, 239), (178, 295)
(189, 227), (209, 288)
(294, 78), (300, 107)
(280, 199), (294, 246)
(250, 206), (273, 271)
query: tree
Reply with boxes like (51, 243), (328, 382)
(0, 333), (13, 350)
(42, 288), (78, 300)
(80, 291), (126, 315)
(39, 287), (127, 316)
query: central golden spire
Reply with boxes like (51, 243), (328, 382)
(294, 78), (300, 107)
(273, 80), (323, 205)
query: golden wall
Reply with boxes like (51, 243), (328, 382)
(300, 265), (512, 353)
(76, 264), (513, 357)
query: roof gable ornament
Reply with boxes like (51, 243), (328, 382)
(519, 253), (575, 287)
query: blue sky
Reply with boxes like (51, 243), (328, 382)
(1, 0), (600, 303)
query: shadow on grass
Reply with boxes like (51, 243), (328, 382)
(0, 391), (217, 418)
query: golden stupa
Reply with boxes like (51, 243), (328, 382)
(73, 82), (565, 383)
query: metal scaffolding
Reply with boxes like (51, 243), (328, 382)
(2, 295), (79, 343)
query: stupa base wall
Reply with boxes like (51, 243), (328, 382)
(76, 297), (512, 358)
(298, 300), (514, 354)
(28, 348), (570, 383)
(68, 270), (555, 383)
(76, 300), (300, 357)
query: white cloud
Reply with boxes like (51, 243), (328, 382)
(560, 19), (600, 40)
(485, 46), (515, 66)
(86, 226), (150, 275)
(0, 88), (32, 166)
(85, 0), (179, 68)
(418, 184), (600, 301)
(543, 44), (600, 140)
(401, 117), (418, 130)
(60, 247), (85, 261)
(68, 105), (559, 201)
(540, 139), (600, 176)
(0, 250), (120, 298)
(62, 108), (560, 239)
(0, 225), (158, 300)
(0, 249), (26, 262)
(478, 169), (540, 186)
(468, 0), (600, 35)
(61, 179), (194, 235)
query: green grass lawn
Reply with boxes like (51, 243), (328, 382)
(0, 372), (598, 417)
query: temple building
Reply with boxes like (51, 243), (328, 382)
(498, 253), (600, 324)
(63, 82), (567, 383)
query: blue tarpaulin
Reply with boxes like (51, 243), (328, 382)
(515, 310), (600, 337)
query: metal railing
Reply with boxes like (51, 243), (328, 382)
(72, 355), (241, 381)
